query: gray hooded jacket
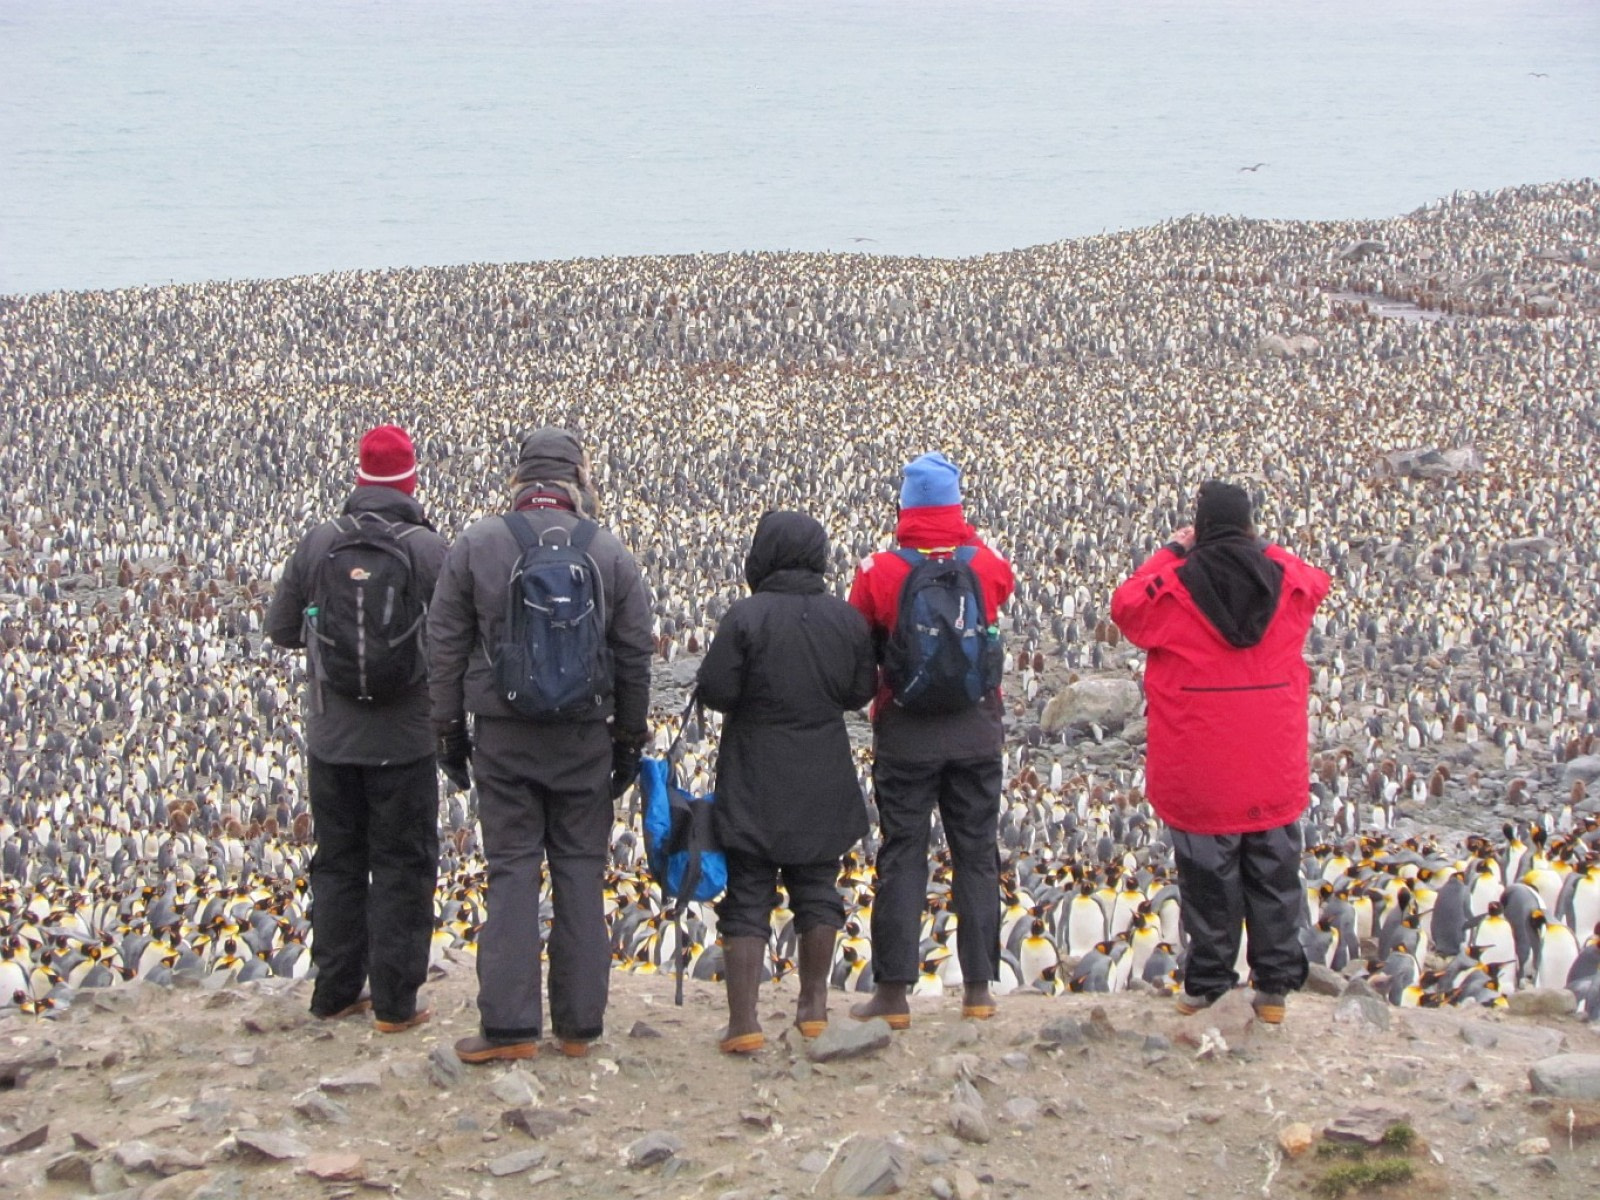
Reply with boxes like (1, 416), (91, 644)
(426, 431), (651, 740)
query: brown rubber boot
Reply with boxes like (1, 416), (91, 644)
(718, 937), (767, 1054)
(962, 981), (996, 1020)
(849, 981), (911, 1030)
(794, 926), (836, 1038)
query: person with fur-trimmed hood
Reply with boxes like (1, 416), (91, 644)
(1111, 480), (1329, 1024)
(846, 452), (1015, 1028)
(427, 428), (652, 1063)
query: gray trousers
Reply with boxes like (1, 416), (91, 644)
(473, 717), (612, 1042)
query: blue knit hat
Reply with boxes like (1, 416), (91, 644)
(900, 452), (963, 509)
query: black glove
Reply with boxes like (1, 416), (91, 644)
(436, 720), (472, 792)
(610, 739), (643, 800)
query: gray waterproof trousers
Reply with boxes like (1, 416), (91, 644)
(472, 717), (613, 1042)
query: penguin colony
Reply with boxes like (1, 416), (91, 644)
(0, 179), (1597, 1023)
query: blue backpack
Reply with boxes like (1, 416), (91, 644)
(640, 702), (726, 909)
(494, 514), (613, 721)
(883, 546), (1004, 715)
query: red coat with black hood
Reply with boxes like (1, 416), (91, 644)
(1111, 483), (1329, 835)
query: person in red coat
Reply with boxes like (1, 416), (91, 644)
(1111, 481), (1329, 1024)
(847, 453), (1015, 1027)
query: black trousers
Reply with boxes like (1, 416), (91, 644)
(717, 851), (843, 941)
(472, 718), (612, 1043)
(1171, 822), (1309, 1000)
(869, 755), (1002, 986)
(308, 754), (439, 1022)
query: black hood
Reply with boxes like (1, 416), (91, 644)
(1175, 480), (1281, 648)
(745, 510), (828, 594)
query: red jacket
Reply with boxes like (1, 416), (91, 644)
(1111, 543), (1329, 835)
(848, 505), (1015, 721)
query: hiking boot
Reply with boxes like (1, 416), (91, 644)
(1252, 991), (1287, 1025)
(555, 1039), (594, 1058)
(849, 982), (911, 1031)
(375, 1008), (431, 1034)
(1174, 991), (1216, 1017)
(719, 936), (767, 1054)
(794, 926), (835, 1038)
(454, 1035), (538, 1064)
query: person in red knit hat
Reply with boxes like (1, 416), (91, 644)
(267, 424), (446, 1033)
(356, 424), (419, 494)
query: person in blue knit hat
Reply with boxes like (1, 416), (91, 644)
(846, 451), (1015, 1027)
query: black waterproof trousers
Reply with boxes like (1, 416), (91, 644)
(869, 755), (1002, 986)
(717, 851), (844, 941)
(472, 717), (612, 1043)
(308, 754), (439, 1023)
(1171, 822), (1309, 1000)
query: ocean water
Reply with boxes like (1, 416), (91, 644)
(1, 0), (1596, 296)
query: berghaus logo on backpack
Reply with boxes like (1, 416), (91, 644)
(308, 515), (427, 703)
(494, 514), (614, 721)
(884, 547), (1003, 715)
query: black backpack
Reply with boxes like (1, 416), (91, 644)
(494, 514), (613, 721)
(883, 546), (1003, 715)
(307, 514), (428, 703)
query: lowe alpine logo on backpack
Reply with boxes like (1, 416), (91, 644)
(307, 514), (428, 703)
(884, 546), (1003, 715)
(494, 514), (613, 721)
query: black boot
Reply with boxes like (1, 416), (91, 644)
(795, 926), (836, 1038)
(719, 937), (766, 1054)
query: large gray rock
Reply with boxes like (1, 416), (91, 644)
(488, 1147), (548, 1178)
(1332, 986), (1391, 1031)
(233, 1130), (309, 1162)
(427, 1043), (465, 1089)
(1304, 963), (1345, 997)
(626, 1131), (683, 1170)
(807, 1018), (892, 1063)
(831, 1136), (909, 1197)
(1507, 988), (1577, 1017)
(1036, 1017), (1087, 1046)
(1562, 755), (1600, 785)
(490, 1069), (541, 1108)
(1323, 1105), (1411, 1147)
(1528, 1055), (1600, 1101)
(1041, 679), (1142, 735)
(114, 1141), (207, 1175)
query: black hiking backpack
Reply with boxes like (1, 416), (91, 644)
(306, 514), (428, 703)
(883, 546), (1003, 715)
(493, 514), (613, 721)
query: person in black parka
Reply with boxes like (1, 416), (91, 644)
(696, 510), (877, 1054)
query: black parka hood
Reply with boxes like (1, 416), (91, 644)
(745, 510), (828, 593)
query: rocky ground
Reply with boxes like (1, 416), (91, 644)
(2, 956), (1597, 1200)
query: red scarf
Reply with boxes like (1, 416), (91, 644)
(894, 504), (976, 551)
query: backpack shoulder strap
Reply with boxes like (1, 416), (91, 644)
(954, 545), (979, 566)
(501, 512), (540, 555)
(893, 547), (925, 569)
(569, 519), (600, 555)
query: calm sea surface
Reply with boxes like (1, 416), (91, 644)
(1, 0), (1596, 296)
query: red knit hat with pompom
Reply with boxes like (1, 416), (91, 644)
(356, 425), (416, 494)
